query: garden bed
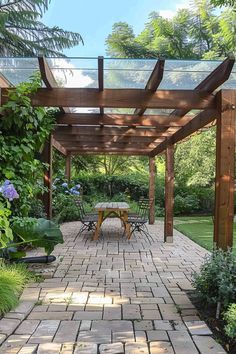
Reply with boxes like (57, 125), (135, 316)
(188, 291), (236, 354)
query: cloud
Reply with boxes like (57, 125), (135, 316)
(160, 0), (190, 19)
(159, 10), (176, 19)
(49, 58), (94, 88)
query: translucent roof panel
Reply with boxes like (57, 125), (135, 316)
(159, 60), (236, 90)
(0, 57), (39, 85)
(145, 109), (174, 116)
(0, 57), (235, 90)
(47, 58), (98, 88)
(69, 107), (100, 113)
(104, 108), (135, 114)
(104, 58), (156, 89)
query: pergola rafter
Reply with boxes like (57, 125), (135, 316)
(0, 55), (235, 250)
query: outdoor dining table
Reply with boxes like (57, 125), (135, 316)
(93, 202), (131, 241)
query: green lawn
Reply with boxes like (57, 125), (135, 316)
(174, 216), (236, 254)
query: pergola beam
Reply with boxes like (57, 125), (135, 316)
(0, 73), (12, 88)
(69, 150), (150, 156)
(68, 148), (150, 155)
(1, 88), (216, 109)
(59, 142), (160, 150)
(56, 113), (195, 127)
(54, 135), (165, 143)
(54, 126), (172, 138)
(52, 137), (67, 155)
(149, 109), (219, 156)
(135, 59), (165, 115)
(38, 56), (70, 114)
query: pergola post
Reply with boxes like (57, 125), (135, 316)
(164, 145), (174, 242)
(214, 90), (236, 250)
(42, 134), (53, 219)
(149, 157), (156, 224)
(65, 153), (71, 183)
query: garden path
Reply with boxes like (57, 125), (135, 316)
(0, 220), (226, 353)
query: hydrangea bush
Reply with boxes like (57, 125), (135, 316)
(0, 180), (19, 248)
(53, 179), (81, 196)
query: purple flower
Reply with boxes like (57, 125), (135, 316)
(3, 180), (11, 187)
(72, 190), (80, 195)
(0, 182), (19, 201)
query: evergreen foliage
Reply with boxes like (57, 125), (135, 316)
(0, 0), (83, 56)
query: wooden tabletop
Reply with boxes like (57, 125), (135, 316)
(94, 202), (130, 211)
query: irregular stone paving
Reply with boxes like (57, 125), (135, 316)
(0, 220), (226, 354)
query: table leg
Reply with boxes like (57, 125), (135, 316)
(123, 211), (131, 239)
(93, 211), (104, 241)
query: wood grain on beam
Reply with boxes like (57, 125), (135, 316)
(70, 150), (149, 156)
(56, 113), (194, 127)
(149, 157), (156, 224)
(38, 56), (70, 114)
(54, 134), (166, 144)
(0, 73), (11, 88)
(150, 109), (219, 156)
(164, 145), (174, 242)
(1, 88), (216, 109)
(54, 126), (170, 137)
(214, 90), (235, 250)
(52, 137), (67, 155)
(135, 59), (165, 115)
(59, 142), (159, 150)
(41, 135), (53, 219)
(67, 147), (151, 154)
(65, 153), (71, 183)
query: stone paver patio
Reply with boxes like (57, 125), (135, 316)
(0, 220), (226, 353)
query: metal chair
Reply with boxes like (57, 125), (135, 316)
(75, 199), (98, 235)
(127, 199), (152, 238)
(129, 196), (145, 218)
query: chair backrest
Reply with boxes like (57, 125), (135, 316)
(74, 198), (85, 220)
(138, 199), (150, 219)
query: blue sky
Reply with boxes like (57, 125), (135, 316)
(43, 0), (189, 57)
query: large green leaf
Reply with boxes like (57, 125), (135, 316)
(12, 217), (63, 255)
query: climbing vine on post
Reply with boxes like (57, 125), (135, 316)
(0, 73), (56, 216)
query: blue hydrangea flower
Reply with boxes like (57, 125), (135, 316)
(75, 184), (81, 189)
(61, 182), (68, 188)
(72, 190), (80, 195)
(0, 181), (19, 201)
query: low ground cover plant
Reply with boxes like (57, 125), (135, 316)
(224, 304), (236, 341)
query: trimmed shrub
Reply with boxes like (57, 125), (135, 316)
(192, 249), (236, 310)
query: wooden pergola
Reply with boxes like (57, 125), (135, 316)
(1, 56), (235, 249)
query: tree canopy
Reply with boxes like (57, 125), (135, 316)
(106, 0), (235, 59)
(0, 0), (83, 56)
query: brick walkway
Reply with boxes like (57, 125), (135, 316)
(0, 220), (226, 354)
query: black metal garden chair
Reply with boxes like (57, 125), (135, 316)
(75, 199), (98, 236)
(127, 198), (152, 238)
